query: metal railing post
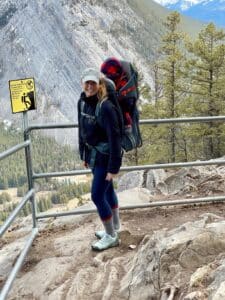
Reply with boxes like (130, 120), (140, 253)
(0, 228), (38, 300)
(23, 112), (37, 228)
(0, 139), (38, 300)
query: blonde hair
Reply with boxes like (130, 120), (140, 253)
(97, 78), (108, 101)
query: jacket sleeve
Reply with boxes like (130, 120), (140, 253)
(101, 101), (122, 174)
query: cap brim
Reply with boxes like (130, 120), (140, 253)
(82, 75), (99, 84)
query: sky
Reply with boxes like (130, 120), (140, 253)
(154, 0), (225, 27)
(154, 0), (207, 5)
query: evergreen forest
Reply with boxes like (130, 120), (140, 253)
(0, 123), (89, 223)
(136, 13), (225, 165)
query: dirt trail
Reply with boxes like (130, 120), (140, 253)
(20, 202), (225, 273)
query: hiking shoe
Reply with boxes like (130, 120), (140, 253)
(92, 233), (119, 251)
(95, 227), (121, 239)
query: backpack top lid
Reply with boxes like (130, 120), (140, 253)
(101, 58), (138, 100)
(100, 57), (123, 82)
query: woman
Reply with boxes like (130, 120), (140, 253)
(77, 68), (122, 251)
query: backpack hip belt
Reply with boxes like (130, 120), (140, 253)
(88, 142), (110, 169)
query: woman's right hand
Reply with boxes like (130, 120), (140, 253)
(106, 172), (117, 181)
(83, 161), (89, 168)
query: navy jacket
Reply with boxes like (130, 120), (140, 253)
(77, 92), (122, 174)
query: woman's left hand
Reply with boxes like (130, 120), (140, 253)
(106, 172), (117, 181)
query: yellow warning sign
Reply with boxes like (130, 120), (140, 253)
(9, 78), (36, 113)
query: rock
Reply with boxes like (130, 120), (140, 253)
(8, 257), (72, 299)
(117, 187), (153, 205)
(156, 181), (169, 195)
(200, 213), (223, 224)
(207, 259), (225, 299)
(117, 171), (144, 192)
(128, 244), (136, 250)
(120, 215), (225, 299)
(190, 265), (212, 287)
(146, 169), (167, 194)
(117, 165), (225, 198)
(187, 167), (201, 179)
(0, 235), (28, 281)
(184, 291), (207, 299)
(212, 281), (225, 300)
(160, 284), (178, 300)
(164, 169), (188, 195)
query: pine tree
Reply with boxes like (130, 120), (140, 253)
(38, 198), (44, 212)
(159, 11), (186, 162)
(0, 192), (12, 204)
(147, 58), (164, 105)
(22, 203), (29, 216)
(0, 177), (9, 190)
(185, 23), (225, 159)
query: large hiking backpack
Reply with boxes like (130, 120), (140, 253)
(100, 58), (142, 151)
(117, 61), (142, 151)
(80, 77), (142, 153)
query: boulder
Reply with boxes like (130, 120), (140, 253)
(146, 169), (167, 194)
(117, 171), (144, 192)
(120, 213), (225, 299)
(118, 187), (153, 205)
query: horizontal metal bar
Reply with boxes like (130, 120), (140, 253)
(32, 159), (225, 179)
(120, 195), (225, 209)
(32, 169), (91, 179)
(26, 115), (225, 133)
(0, 189), (35, 237)
(0, 228), (38, 300)
(26, 123), (78, 133)
(36, 194), (225, 220)
(139, 115), (225, 125)
(0, 141), (30, 161)
(36, 207), (96, 219)
(121, 159), (225, 171)
(26, 116), (225, 134)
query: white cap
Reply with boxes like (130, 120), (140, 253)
(81, 68), (100, 84)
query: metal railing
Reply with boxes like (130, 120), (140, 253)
(27, 115), (225, 220)
(0, 140), (38, 300)
(1, 114), (225, 299)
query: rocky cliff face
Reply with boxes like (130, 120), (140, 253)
(0, 0), (164, 127)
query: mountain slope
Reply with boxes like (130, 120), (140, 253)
(130, 0), (203, 36)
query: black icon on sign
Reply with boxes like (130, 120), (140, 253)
(21, 91), (35, 110)
(26, 80), (34, 90)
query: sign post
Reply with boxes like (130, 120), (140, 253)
(8, 77), (37, 228)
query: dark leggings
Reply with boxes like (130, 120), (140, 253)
(91, 165), (118, 221)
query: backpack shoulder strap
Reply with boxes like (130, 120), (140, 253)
(80, 99), (85, 114)
(95, 98), (107, 119)
(80, 100), (96, 120)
